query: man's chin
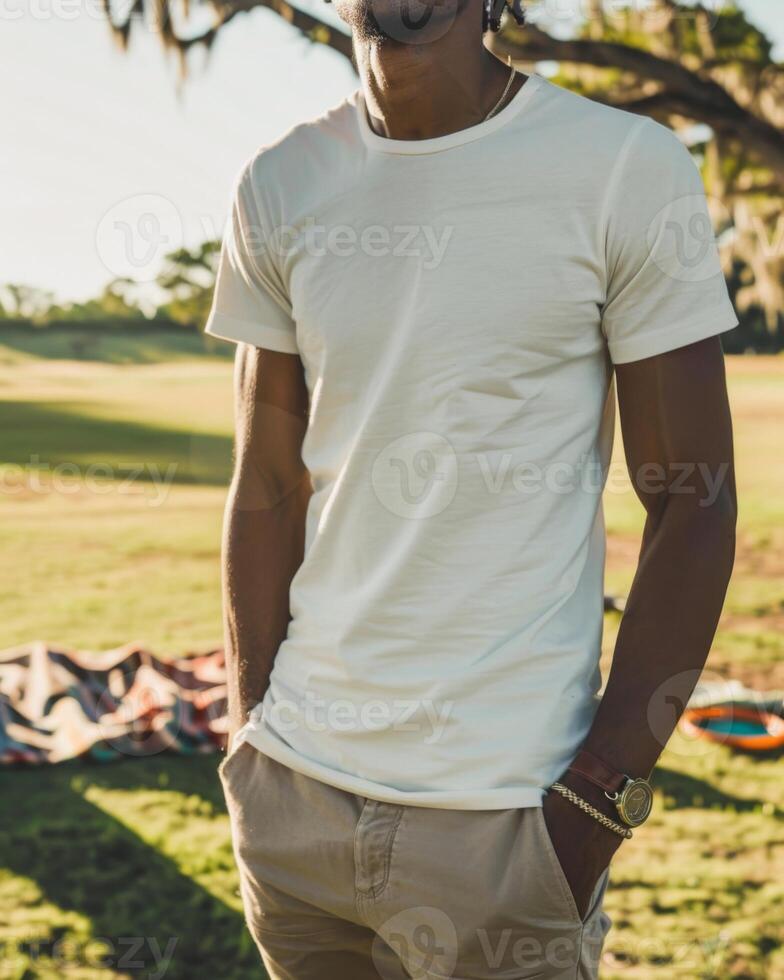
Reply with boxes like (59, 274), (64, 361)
(334, 0), (461, 45)
(333, 0), (389, 44)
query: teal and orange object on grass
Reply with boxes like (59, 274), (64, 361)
(680, 705), (784, 752)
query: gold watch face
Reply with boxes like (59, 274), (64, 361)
(616, 778), (653, 826)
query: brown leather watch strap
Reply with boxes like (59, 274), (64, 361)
(567, 749), (627, 795)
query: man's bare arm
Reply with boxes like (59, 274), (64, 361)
(584, 334), (736, 774)
(544, 335), (736, 915)
(222, 345), (310, 746)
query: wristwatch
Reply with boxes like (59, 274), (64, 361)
(567, 750), (654, 827)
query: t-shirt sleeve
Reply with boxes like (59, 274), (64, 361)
(205, 163), (298, 354)
(600, 117), (738, 365)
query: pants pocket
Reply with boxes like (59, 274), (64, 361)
(534, 807), (583, 923)
(218, 737), (252, 784)
(535, 806), (612, 929)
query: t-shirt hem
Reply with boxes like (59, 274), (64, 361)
(607, 302), (738, 365)
(238, 723), (546, 810)
(205, 313), (299, 354)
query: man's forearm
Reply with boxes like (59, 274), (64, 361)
(222, 473), (310, 740)
(580, 486), (736, 782)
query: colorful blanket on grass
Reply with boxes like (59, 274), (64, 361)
(5, 643), (781, 767)
(0, 643), (227, 765)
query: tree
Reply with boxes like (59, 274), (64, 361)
(155, 240), (222, 327)
(102, 0), (782, 178)
(53, 279), (148, 322)
(0, 284), (56, 323)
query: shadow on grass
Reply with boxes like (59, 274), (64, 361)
(0, 754), (262, 979)
(0, 400), (233, 486)
(0, 326), (234, 365)
(655, 765), (783, 818)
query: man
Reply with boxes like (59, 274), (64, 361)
(205, 0), (737, 974)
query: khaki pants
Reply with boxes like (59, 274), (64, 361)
(220, 742), (612, 979)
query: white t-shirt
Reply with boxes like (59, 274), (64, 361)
(206, 73), (737, 809)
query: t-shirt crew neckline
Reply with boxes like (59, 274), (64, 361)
(357, 72), (545, 155)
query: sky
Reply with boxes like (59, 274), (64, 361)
(1, 0), (782, 304)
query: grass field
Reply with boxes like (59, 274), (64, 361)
(0, 330), (782, 979)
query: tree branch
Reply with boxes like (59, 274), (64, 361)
(105, 0), (354, 65)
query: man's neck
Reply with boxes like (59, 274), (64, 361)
(356, 38), (524, 142)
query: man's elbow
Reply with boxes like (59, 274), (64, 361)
(712, 478), (738, 536)
(700, 467), (737, 539)
(669, 477), (737, 573)
(229, 451), (308, 514)
(709, 480), (736, 572)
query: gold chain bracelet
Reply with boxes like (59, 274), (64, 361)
(549, 782), (633, 839)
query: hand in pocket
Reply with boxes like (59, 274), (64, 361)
(541, 788), (622, 919)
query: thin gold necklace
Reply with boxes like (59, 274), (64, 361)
(483, 64), (517, 122)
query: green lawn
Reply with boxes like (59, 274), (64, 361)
(0, 330), (782, 978)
